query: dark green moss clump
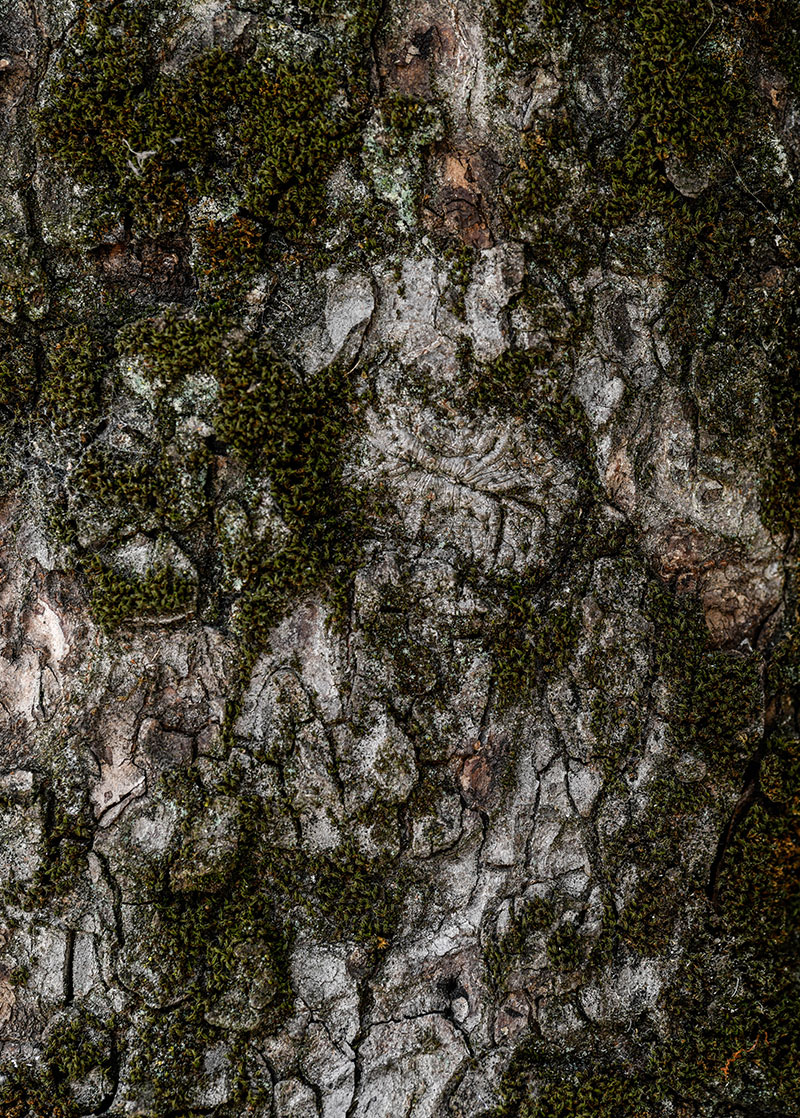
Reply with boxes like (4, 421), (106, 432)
(615, 0), (748, 209)
(444, 243), (475, 321)
(114, 772), (413, 1114)
(220, 355), (365, 647)
(0, 335), (39, 419)
(44, 1012), (114, 1088)
(116, 307), (364, 645)
(120, 787), (293, 1111)
(35, 0), (388, 290)
(38, 2), (361, 245)
(0, 1009), (113, 1118)
(34, 299), (363, 641)
(545, 922), (583, 971)
(490, 585), (580, 707)
(23, 794), (95, 909)
(647, 581), (762, 771)
(465, 347), (597, 479)
(87, 559), (196, 630)
(380, 93), (440, 147)
(310, 841), (409, 942)
(759, 279), (800, 535)
(0, 321), (107, 433)
(485, 1040), (648, 1118)
(75, 448), (210, 532)
(484, 897), (555, 995)
(41, 327), (104, 430)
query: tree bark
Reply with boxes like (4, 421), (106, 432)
(0, 1), (797, 1115)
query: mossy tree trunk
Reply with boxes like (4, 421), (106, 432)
(0, 1), (798, 1115)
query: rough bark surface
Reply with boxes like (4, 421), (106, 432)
(0, 1), (798, 1116)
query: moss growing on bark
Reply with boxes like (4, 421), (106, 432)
(646, 580), (762, 772)
(40, 327), (104, 431)
(490, 584), (580, 707)
(0, 1009), (113, 1118)
(484, 897), (555, 996)
(87, 559), (197, 629)
(37, 1), (363, 247)
(486, 1039), (649, 1118)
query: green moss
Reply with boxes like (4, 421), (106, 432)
(44, 1012), (113, 1085)
(37, 0), (375, 251)
(759, 280), (800, 535)
(484, 0), (547, 66)
(503, 114), (602, 278)
(485, 0), (532, 61)
(194, 215), (268, 290)
(646, 581), (762, 770)
(311, 841), (409, 942)
(117, 304), (229, 389)
(588, 677), (643, 781)
(35, 302), (363, 646)
(484, 897), (555, 995)
(0, 1068), (77, 1118)
(747, 0), (800, 91)
(120, 788), (293, 1110)
(8, 964), (30, 988)
(8, 0), (388, 657)
(40, 327), (104, 431)
(75, 447), (210, 532)
(523, 1068), (647, 1118)
(144, 874), (292, 1022)
(507, 116), (575, 223)
(0, 319), (107, 433)
(360, 581), (441, 698)
(546, 922), (583, 971)
(119, 761), (413, 1112)
(222, 364), (364, 646)
(86, 558), (196, 630)
(0, 1009), (112, 1118)
(497, 0), (791, 299)
(486, 1040), (649, 1118)
(26, 797), (95, 907)
(491, 588), (580, 707)
(619, 0), (748, 200)
(490, 570), (786, 1112)
(709, 736), (800, 1106)
(464, 348), (596, 476)
(465, 347), (554, 415)
(303, 0), (385, 37)
(444, 242), (475, 321)
(614, 870), (675, 955)
(380, 94), (442, 149)
(0, 337), (39, 418)
(117, 306), (364, 646)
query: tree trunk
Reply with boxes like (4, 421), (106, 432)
(0, 1), (797, 1115)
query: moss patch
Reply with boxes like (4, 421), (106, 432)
(37, 1), (366, 250)
(86, 559), (196, 630)
(647, 581), (762, 772)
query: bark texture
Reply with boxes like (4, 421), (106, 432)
(0, 1), (798, 1116)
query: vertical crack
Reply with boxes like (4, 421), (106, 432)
(345, 979), (373, 1118)
(706, 738), (768, 911)
(63, 927), (75, 1004)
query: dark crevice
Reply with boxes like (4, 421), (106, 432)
(62, 928), (75, 1004)
(344, 979), (373, 1118)
(93, 1032), (120, 1114)
(706, 738), (768, 911)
